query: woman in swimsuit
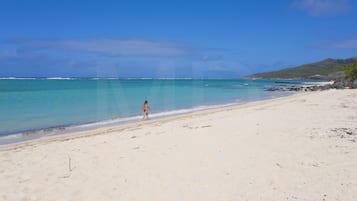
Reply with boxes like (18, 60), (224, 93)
(143, 100), (150, 120)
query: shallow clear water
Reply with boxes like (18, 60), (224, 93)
(0, 78), (298, 140)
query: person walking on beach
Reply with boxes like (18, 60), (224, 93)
(143, 100), (150, 120)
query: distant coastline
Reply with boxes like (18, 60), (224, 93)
(245, 57), (356, 81)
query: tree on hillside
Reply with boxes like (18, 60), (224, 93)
(343, 61), (357, 88)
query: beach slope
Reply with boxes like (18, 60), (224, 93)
(1, 89), (357, 201)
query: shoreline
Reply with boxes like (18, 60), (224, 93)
(0, 78), (289, 138)
(0, 91), (293, 146)
(1, 79), (329, 140)
(0, 91), (300, 151)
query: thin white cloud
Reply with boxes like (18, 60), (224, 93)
(12, 38), (192, 57)
(292, 0), (350, 16)
(317, 38), (357, 49)
(200, 55), (223, 61)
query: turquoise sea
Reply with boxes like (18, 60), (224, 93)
(0, 78), (308, 144)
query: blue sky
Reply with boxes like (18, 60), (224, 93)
(0, 0), (356, 78)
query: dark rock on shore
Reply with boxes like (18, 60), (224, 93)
(265, 80), (357, 92)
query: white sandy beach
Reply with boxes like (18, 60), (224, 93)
(1, 89), (357, 201)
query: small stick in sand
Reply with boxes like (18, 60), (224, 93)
(68, 154), (72, 172)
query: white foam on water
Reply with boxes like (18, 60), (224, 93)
(0, 77), (38, 80)
(302, 81), (334, 86)
(46, 77), (75, 80)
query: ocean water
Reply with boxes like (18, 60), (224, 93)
(0, 78), (303, 143)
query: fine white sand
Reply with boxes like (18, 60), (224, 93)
(1, 89), (357, 201)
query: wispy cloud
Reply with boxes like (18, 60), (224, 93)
(292, 0), (350, 16)
(200, 55), (223, 61)
(315, 38), (357, 49)
(0, 49), (48, 61)
(0, 38), (230, 77)
(10, 38), (193, 57)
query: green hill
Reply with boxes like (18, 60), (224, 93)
(247, 57), (357, 80)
